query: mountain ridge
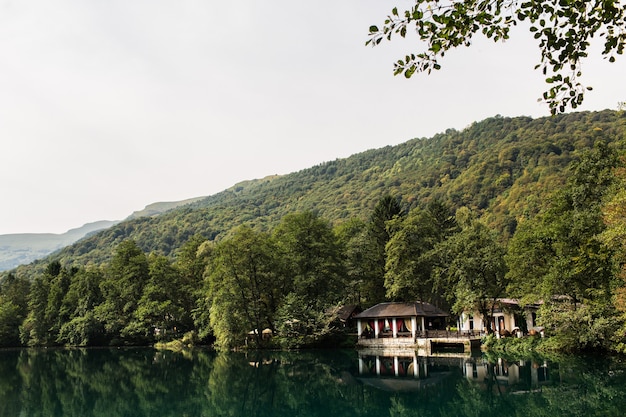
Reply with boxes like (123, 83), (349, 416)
(0, 197), (210, 271)
(0, 220), (119, 271)
(5, 110), (626, 279)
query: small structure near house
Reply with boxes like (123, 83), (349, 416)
(354, 301), (480, 356)
(459, 298), (542, 337)
(247, 328), (273, 344)
(329, 304), (362, 330)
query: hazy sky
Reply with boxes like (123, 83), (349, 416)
(1, 1), (624, 235)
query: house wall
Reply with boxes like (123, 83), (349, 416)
(459, 310), (536, 335)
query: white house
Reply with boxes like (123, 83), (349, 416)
(459, 298), (542, 337)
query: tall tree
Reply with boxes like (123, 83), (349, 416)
(363, 195), (405, 305)
(273, 211), (346, 308)
(208, 226), (281, 349)
(433, 216), (508, 333)
(507, 141), (620, 307)
(175, 235), (211, 323)
(273, 211), (347, 348)
(385, 201), (457, 303)
(335, 217), (371, 305)
(57, 268), (105, 346)
(128, 254), (186, 343)
(506, 141), (621, 350)
(95, 240), (149, 344)
(368, 1), (626, 114)
(0, 273), (29, 347)
(19, 261), (65, 346)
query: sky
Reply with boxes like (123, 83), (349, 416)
(0, 0), (624, 235)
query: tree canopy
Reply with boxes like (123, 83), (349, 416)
(367, 1), (626, 114)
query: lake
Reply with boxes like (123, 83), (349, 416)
(1, 347), (625, 417)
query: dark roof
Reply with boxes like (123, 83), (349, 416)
(354, 301), (448, 319)
(335, 305), (362, 321)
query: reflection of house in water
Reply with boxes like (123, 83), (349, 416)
(356, 351), (552, 394)
(464, 357), (551, 393)
(356, 351), (463, 392)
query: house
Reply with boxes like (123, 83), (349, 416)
(458, 298), (542, 337)
(354, 301), (449, 340)
(354, 301), (481, 355)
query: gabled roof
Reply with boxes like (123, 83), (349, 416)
(354, 301), (448, 319)
(335, 304), (362, 321)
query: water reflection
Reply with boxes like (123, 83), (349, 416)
(356, 350), (554, 395)
(357, 353), (459, 391)
(464, 356), (551, 394)
(1, 347), (625, 417)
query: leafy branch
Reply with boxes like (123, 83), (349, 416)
(367, 0), (626, 114)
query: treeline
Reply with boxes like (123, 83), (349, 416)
(2, 139), (626, 352)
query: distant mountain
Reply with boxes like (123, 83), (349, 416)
(0, 197), (209, 271)
(125, 197), (207, 220)
(6, 110), (626, 279)
(0, 221), (118, 271)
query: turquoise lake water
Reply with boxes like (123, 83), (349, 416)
(1, 347), (625, 417)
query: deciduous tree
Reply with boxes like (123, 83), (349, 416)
(433, 215), (508, 333)
(95, 240), (149, 344)
(208, 226), (281, 349)
(385, 201), (457, 303)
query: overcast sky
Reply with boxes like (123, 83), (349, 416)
(0, 0), (624, 235)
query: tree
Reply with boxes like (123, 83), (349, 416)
(19, 261), (67, 346)
(94, 240), (150, 344)
(0, 300), (21, 347)
(272, 211), (347, 348)
(175, 235), (211, 328)
(507, 141), (620, 307)
(129, 254), (186, 343)
(384, 201), (458, 303)
(601, 167), (626, 314)
(20, 275), (50, 346)
(273, 211), (346, 309)
(368, 1), (626, 114)
(433, 215), (508, 333)
(335, 217), (371, 305)
(506, 141), (621, 350)
(208, 226), (282, 349)
(57, 268), (105, 346)
(363, 195), (405, 304)
(0, 273), (29, 346)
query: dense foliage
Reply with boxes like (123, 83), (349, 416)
(2, 110), (626, 351)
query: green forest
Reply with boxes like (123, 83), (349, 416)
(2, 110), (626, 352)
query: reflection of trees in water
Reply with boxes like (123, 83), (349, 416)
(8, 348), (210, 417)
(2, 349), (626, 417)
(453, 355), (626, 417)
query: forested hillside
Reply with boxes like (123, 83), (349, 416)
(10, 110), (625, 274)
(2, 110), (626, 352)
